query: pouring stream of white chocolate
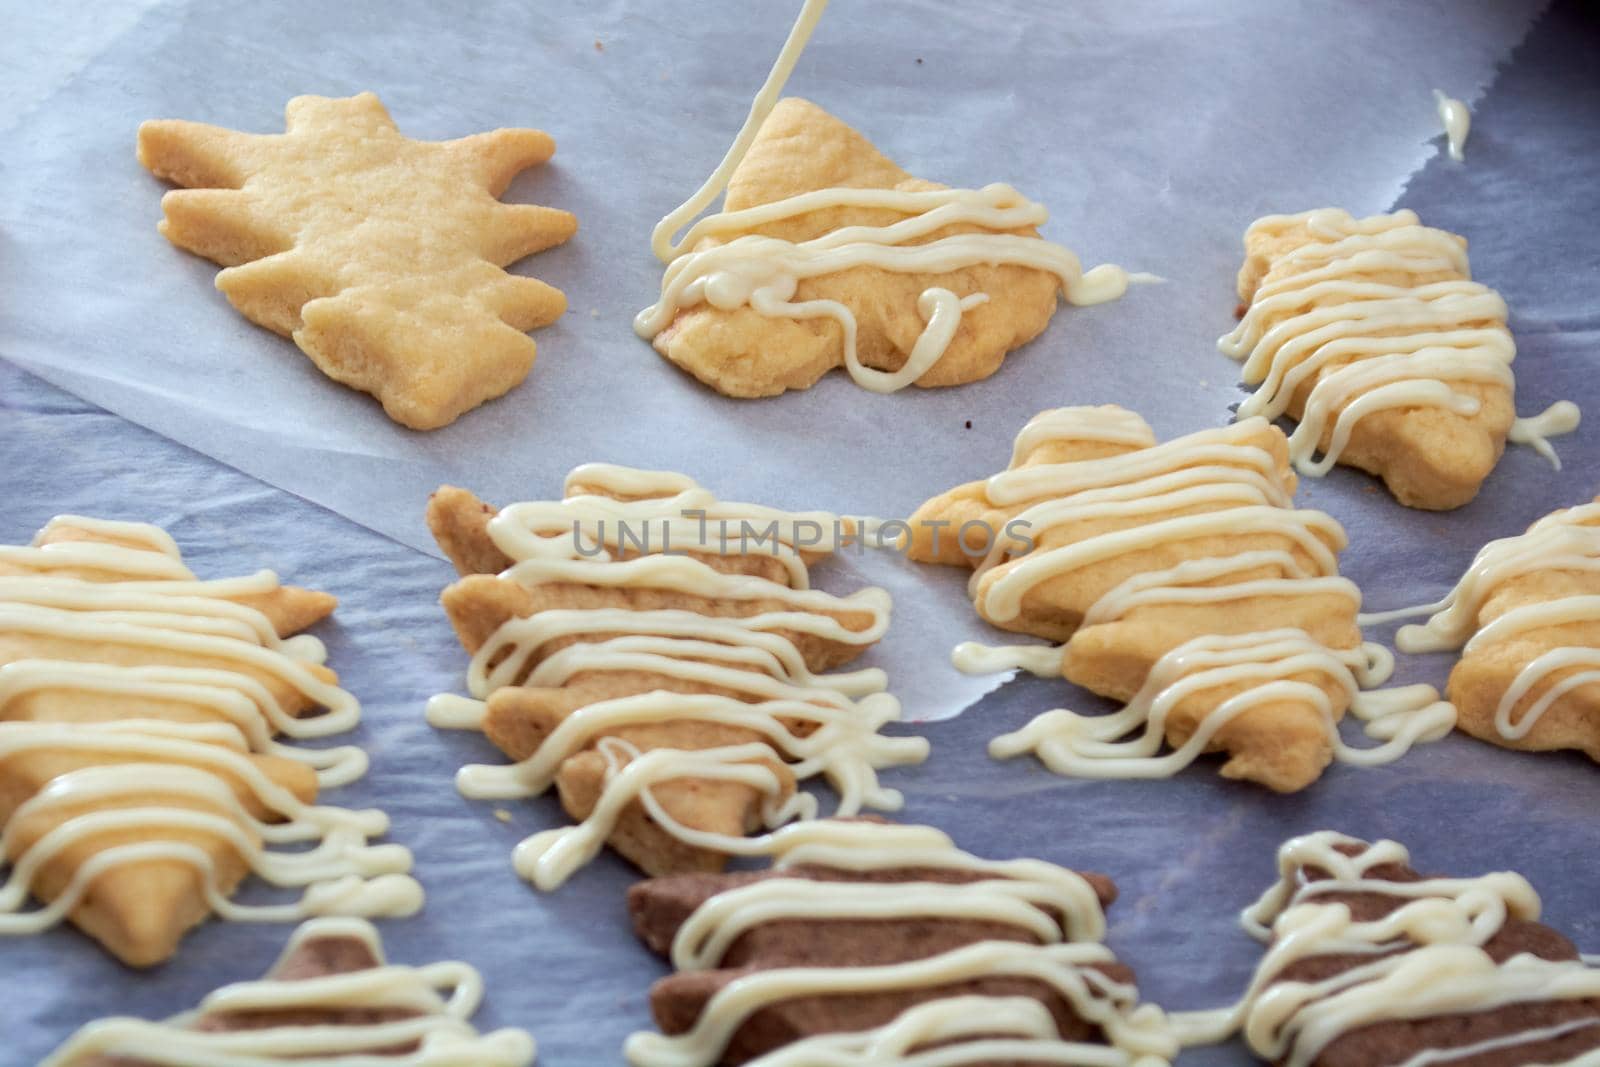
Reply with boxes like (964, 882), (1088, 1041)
(636, 0), (1130, 393)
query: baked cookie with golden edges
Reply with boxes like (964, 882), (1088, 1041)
(639, 98), (1127, 397)
(0, 515), (419, 967)
(425, 465), (926, 888)
(1221, 208), (1577, 510)
(907, 406), (1454, 792)
(42, 917), (535, 1066)
(138, 92), (577, 429)
(1383, 496), (1600, 762)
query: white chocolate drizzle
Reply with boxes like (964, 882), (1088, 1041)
(947, 409), (1453, 782)
(0, 721), (418, 931)
(1171, 832), (1600, 1067)
(989, 630), (1452, 780)
(1220, 208), (1578, 477)
(0, 517), (421, 943)
(743, 995), (1160, 1067)
(428, 465), (927, 890)
(666, 819), (1110, 971)
(951, 640), (1062, 678)
(1009, 405), (1160, 461)
(631, 942), (1175, 1067)
(42, 917), (536, 1066)
(1434, 90), (1471, 162)
(636, 0), (1130, 394)
(1363, 499), (1600, 748)
(626, 820), (1176, 1067)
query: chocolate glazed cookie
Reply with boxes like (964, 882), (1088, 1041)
(622, 818), (1178, 1067)
(1180, 831), (1600, 1067)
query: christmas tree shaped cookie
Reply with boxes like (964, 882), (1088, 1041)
(1221, 208), (1577, 508)
(424, 466), (926, 888)
(43, 918), (535, 1065)
(138, 92), (577, 429)
(625, 819), (1176, 1066)
(1383, 495), (1600, 762)
(639, 98), (1127, 397)
(0, 515), (419, 966)
(1188, 832), (1600, 1066)
(907, 406), (1455, 792)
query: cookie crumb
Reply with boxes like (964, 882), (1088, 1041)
(590, 307), (600, 318)
(494, 808), (513, 824)
(594, 39), (604, 52)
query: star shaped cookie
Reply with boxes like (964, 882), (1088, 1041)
(138, 92), (577, 429)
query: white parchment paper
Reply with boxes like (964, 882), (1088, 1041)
(7, 4), (1600, 1066)
(0, 0), (1544, 725)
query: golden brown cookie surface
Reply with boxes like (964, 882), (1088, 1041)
(648, 98), (1071, 397)
(1394, 496), (1600, 762)
(1222, 208), (1523, 510)
(909, 406), (1451, 792)
(138, 92), (576, 429)
(1, 516), (417, 966)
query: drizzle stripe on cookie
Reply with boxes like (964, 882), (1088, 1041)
(430, 465), (927, 889)
(1171, 832), (1600, 1067)
(1221, 208), (1578, 474)
(0, 517), (420, 944)
(637, 0), (1130, 394)
(952, 409), (1454, 782)
(42, 918), (536, 1066)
